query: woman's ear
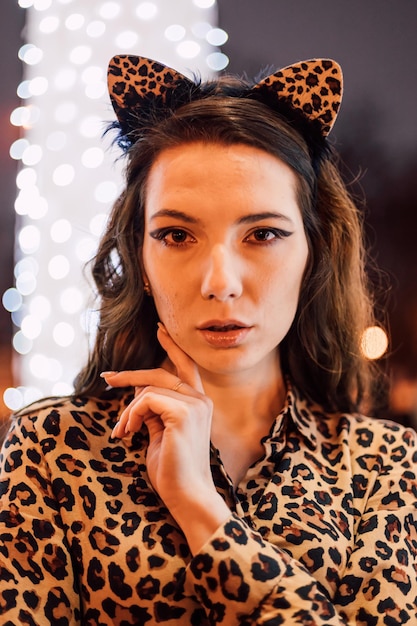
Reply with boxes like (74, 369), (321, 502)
(138, 253), (152, 297)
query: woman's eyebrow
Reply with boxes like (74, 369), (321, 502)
(149, 209), (200, 224)
(237, 212), (295, 226)
(149, 209), (295, 226)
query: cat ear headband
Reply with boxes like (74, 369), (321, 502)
(107, 54), (343, 153)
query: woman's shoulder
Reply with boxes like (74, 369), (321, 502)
(349, 410), (416, 434)
(2, 388), (133, 447)
(344, 410), (417, 452)
(13, 389), (126, 418)
(319, 405), (417, 468)
(291, 384), (417, 455)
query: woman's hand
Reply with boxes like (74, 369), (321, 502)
(101, 324), (231, 553)
(103, 324), (213, 506)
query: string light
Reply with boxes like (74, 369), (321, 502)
(3, 0), (228, 410)
(65, 13), (85, 30)
(136, 2), (158, 20)
(165, 25), (186, 41)
(206, 27), (228, 46)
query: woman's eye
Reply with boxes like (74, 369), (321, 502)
(169, 229), (188, 243)
(247, 228), (292, 243)
(150, 228), (193, 246)
(253, 229), (277, 241)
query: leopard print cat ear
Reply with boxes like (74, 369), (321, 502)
(107, 55), (342, 147)
(107, 55), (197, 143)
(251, 59), (343, 137)
(108, 55), (196, 112)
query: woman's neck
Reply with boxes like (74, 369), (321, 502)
(201, 353), (286, 436)
(201, 356), (286, 488)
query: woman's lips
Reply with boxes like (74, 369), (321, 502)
(197, 321), (252, 347)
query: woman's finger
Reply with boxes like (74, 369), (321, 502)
(100, 326), (204, 395)
(157, 323), (204, 393)
(110, 381), (205, 438)
(111, 403), (136, 438)
(101, 368), (192, 393)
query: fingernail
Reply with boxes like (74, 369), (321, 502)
(100, 371), (117, 378)
(111, 424), (119, 438)
(157, 323), (167, 333)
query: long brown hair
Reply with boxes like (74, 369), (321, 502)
(74, 87), (378, 413)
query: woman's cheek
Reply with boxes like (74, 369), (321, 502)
(152, 291), (180, 335)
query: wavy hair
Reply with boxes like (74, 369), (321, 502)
(74, 81), (378, 413)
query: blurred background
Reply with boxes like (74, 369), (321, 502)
(0, 1), (416, 425)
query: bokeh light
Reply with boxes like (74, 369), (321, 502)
(136, 2), (158, 20)
(360, 326), (389, 360)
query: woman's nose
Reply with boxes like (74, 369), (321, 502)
(200, 244), (243, 301)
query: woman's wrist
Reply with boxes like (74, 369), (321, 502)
(168, 489), (231, 555)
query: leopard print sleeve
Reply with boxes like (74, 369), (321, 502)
(0, 410), (82, 625)
(183, 421), (417, 625)
(185, 513), (341, 624)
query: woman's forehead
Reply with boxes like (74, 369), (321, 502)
(144, 142), (302, 225)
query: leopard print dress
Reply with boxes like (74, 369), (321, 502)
(1, 384), (416, 625)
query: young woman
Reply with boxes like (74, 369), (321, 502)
(1, 55), (416, 625)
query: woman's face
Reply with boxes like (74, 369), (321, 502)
(142, 142), (309, 380)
